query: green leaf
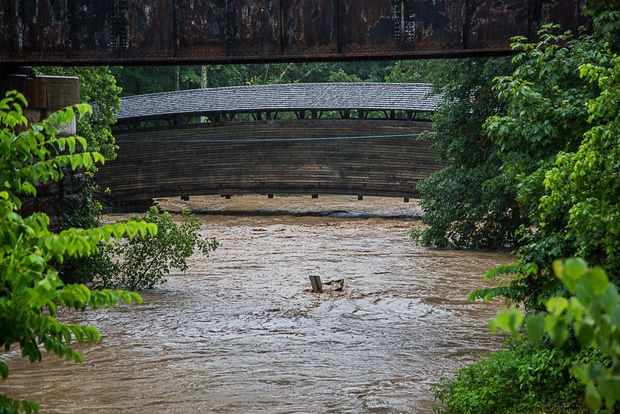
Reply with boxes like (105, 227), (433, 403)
(564, 258), (588, 278)
(0, 361), (8, 380)
(102, 224), (115, 238)
(82, 326), (100, 343)
(146, 223), (158, 236)
(556, 258), (588, 293)
(67, 136), (76, 154)
(69, 153), (79, 170)
(580, 267), (609, 296)
(568, 297), (585, 321)
(136, 222), (147, 237)
(525, 313), (545, 343)
(21, 400), (40, 414)
(546, 297), (568, 315)
(599, 376), (620, 402)
(75, 103), (93, 118)
(111, 223), (125, 240)
(92, 152), (105, 164)
(75, 136), (87, 151)
(62, 107), (75, 124)
(70, 325), (85, 345)
(545, 315), (569, 348)
(61, 326), (72, 344)
(490, 308), (524, 336)
(126, 221), (139, 239)
(574, 321), (595, 347)
(48, 301), (57, 316)
(585, 381), (602, 409)
(130, 292), (142, 305)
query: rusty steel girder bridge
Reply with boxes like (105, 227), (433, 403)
(0, 0), (587, 66)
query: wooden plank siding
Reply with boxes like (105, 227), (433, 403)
(96, 119), (443, 201)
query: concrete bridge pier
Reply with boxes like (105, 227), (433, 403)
(0, 72), (80, 134)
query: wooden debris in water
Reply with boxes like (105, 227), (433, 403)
(309, 275), (323, 293)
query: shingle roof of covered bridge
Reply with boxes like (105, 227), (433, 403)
(115, 83), (440, 121)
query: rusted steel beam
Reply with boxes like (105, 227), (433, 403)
(0, 0), (588, 66)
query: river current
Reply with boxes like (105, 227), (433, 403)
(1, 196), (510, 413)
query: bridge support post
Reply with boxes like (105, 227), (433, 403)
(0, 74), (79, 134)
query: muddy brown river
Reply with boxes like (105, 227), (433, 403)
(1, 196), (510, 413)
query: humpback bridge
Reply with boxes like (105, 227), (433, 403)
(96, 83), (444, 203)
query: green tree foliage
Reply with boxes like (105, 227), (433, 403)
(92, 207), (218, 290)
(384, 59), (434, 83)
(412, 57), (521, 248)
(493, 259), (620, 411)
(476, 21), (619, 308)
(0, 91), (154, 412)
(112, 61), (397, 96)
(435, 3), (619, 411)
(433, 340), (595, 413)
(486, 29), (597, 181)
(112, 66), (186, 95)
(326, 68), (363, 83)
(557, 54), (620, 276)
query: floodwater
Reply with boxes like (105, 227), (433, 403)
(1, 196), (510, 413)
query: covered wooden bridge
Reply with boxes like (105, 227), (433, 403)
(96, 82), (444, 205)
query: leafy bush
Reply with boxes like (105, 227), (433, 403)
(0, 91), (152, 412)
(433, 339), (595, 413)
(93, 207), (218, 290)
(471, 18), (619, 308)
(493, 259), (620, 411)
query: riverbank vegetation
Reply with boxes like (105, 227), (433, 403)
(0, 89), (218, 411)
(424, 1), (619, 412)
(89, 207), (218, 290)
(0, 92), (148, 412)
(1, 2), (617, 411)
